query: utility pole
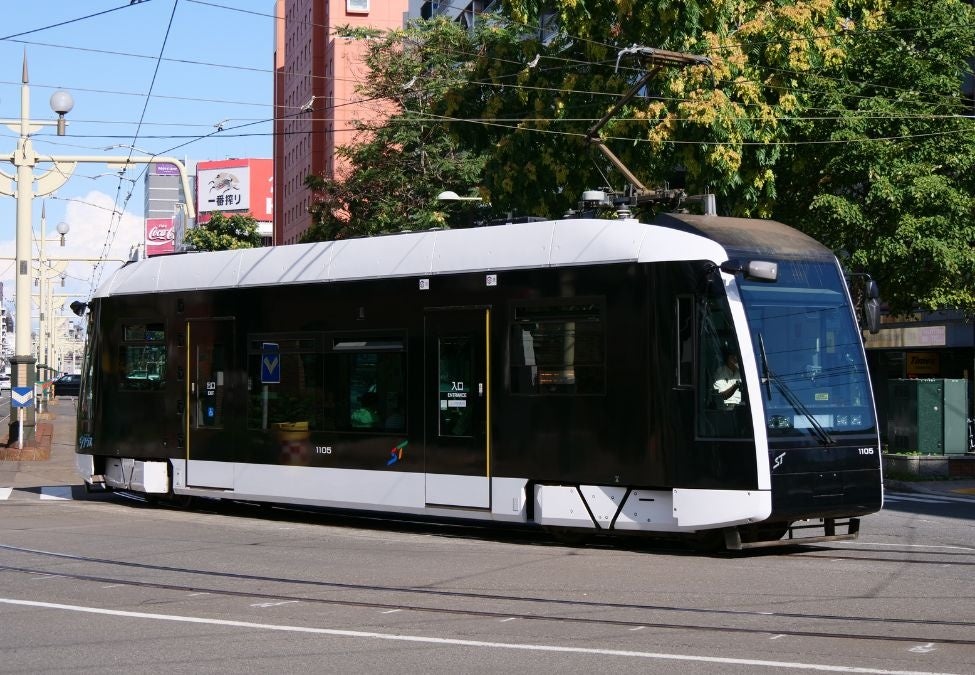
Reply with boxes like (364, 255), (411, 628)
(0, 53), (196, 441)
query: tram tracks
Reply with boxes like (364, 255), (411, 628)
(1, 543), (973, 647)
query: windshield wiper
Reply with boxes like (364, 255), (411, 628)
(757, 333), (836, 446)
(758, 334), (772, 401)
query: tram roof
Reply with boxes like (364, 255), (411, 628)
(93, 214), (832, 298)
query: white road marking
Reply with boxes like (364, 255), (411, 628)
(0, 597), (959, 675)
(381, 609), (401, 615)
(846, 542), (975, 553)
(40, 486), (72, 501)
(909, 644), (937, 654)
(498, 617), (516, 623)
(0, 487), (11, 500)
(250, 600), (298, 608)
(885, 494), (975, 505)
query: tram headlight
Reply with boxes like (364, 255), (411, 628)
(768, 414), (792, 429)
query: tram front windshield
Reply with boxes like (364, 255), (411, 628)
(738, 260), (875, 440)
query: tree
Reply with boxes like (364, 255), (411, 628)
(303, 2), (975, 311)
(772, 1), (975, 314)
(183, 212), (262, 251)
(455, 0), (975, 311)
(302, 19), (495, 242)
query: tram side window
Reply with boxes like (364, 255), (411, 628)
(324, 339), (406, 432)
(246, 336), (323, 430)
(696, 293), (752, 439)
(676, 295), (693, 386)
(509, 302), (604, 395)
(118, 323), (166, 391)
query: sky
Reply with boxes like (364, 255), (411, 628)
(0, 0), (423, 348)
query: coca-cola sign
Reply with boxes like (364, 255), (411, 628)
(147, 225), (175, 242)
(145, 218), (175, 256)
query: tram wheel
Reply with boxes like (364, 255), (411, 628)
(543, 526), (592, 546)
(167, 493), (196, 509)
(737, 522), (790, 544)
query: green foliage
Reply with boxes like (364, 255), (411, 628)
(773, 0), (975, 314)
(302, 18), (492, 242)
(304, 1), (975, 312)
(183, 212), (262, 251)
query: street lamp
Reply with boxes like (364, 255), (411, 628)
(34, 203), (68, 411)
(49, 90), (73, 135)
(437, 190), (483, 202)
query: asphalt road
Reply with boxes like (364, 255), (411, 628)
(0, 485), (972, 674)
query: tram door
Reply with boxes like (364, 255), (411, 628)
(185, 317), (236, 489)
(424, 308), (491, 509)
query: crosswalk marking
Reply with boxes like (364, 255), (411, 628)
(0, 486), (76, 501)
(40, 486), (73, 501)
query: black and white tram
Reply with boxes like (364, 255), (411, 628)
(74, 210), (883, 549)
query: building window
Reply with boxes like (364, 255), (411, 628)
(347, 0), (369, 13)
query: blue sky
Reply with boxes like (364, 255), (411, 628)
(0, 0), (423, 344)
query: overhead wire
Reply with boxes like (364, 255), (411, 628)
(91, 0), (180, 293)
(0, 8), (968, 143)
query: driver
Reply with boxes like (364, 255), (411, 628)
(713, 350), (742, 407)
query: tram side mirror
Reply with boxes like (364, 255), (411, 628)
(746, 260), (778, 281)
(69, 300), (88, 317)
(864, 288), (881, 334)
(719, 259), (777, 281)
(865, 279), (880, 299)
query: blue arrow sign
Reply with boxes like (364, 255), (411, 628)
(261, 342), (280, 384)
(11, 386), (33, 408)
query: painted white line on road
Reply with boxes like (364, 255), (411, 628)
(381, 609), (401, 615)
(846, 542), (975, 553)
(40, 486), (72, 501)
(885, 493), (975, 504)
(0, 597), (958, 675)
(0, 487), (11, 500)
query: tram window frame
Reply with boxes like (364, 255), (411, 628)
(324, 334), (407, 433)
(508, 299), (605, 396)
(246, 332), (325, 431)
(117, 321), (167, 392)
(675, 295), (694, 387)
(245, 332), (408, 434)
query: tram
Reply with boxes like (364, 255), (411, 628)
(73, 209), (883, 549)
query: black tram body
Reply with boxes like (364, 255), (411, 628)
(74, 213), (883, 548)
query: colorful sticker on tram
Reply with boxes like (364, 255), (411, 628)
(387, 440), (408, 466)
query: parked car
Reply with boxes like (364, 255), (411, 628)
(54, 373), (81, 397)
(0, 374), (10, 391)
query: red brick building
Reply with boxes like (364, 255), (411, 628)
(273, 0), (409, 245)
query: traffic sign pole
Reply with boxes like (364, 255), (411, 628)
(11, 386), (34, 448)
